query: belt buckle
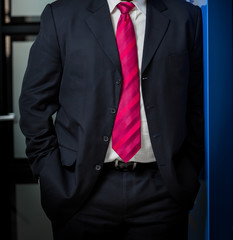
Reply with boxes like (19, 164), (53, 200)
(114, 159), (137, 171)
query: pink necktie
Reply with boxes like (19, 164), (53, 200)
(112, 2), (141, 163)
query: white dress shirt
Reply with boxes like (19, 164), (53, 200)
(104, 0), (156, 163)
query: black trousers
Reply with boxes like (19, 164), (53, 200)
(52, 163), (189, 240)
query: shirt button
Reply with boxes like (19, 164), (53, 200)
(103, 136), (109, 142)
(95, 165), (102, 171)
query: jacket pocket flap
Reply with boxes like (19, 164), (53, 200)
(59, 145), (77, 167)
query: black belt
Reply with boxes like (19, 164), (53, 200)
(104, 159), (158, 172)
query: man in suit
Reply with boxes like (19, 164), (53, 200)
(19, 0), (204, 239)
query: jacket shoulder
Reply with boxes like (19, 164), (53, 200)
(50, 0), (89, 8)
(163, 0), (201, 24)
(50, 0), (92, 15)
(164, 0), (201, 15)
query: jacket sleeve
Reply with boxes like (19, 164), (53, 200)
(19, 4), (62, 177)
(185, 6), (205, 175)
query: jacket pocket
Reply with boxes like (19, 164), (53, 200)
(168, 52), (189, 70)
(166, 52), (190, 87)
(59, 145), (77, 168)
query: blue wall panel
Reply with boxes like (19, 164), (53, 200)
(187, 0), (233, 240)
(208, 0), (233, 239)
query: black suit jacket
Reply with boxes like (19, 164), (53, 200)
(19, 0), (204, 225)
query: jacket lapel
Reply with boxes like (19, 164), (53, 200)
(85, 0), (170, 76)
(142, 0), (170, 74)
(85, 0), (121, 74)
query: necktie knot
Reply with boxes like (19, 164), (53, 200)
(117, 2), (135, 14)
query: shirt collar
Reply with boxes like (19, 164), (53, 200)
(107, 0), (147, 16)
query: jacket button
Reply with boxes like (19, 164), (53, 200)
(116, 79), (121, 85)
(110, 108), (116, 114)
(142, 76), (148, 81)
(95, 165), (102, 171)
(103, 136), (109, 142)
(153, 134), (160, 139)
